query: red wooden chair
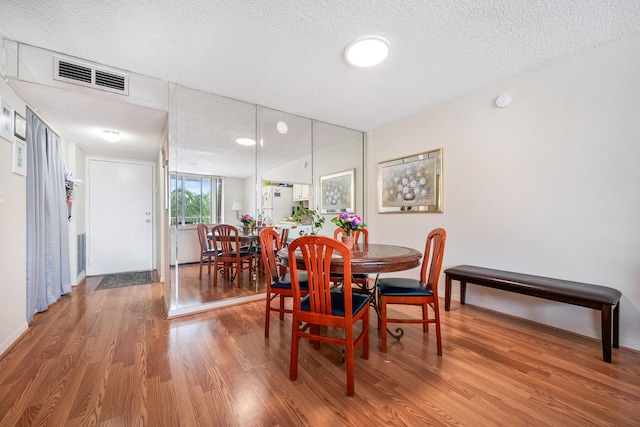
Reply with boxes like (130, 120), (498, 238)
(288, 235), (370, 396)
(377, 228), (446, 355)
(259, 228), (308, 338)
(333, 228), (370, 288)
(196, 223), (219, 280)
(211, 224), (254, 287)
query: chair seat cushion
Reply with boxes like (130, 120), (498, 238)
(203, 249), (219, 255)
(300, 291), (369, 316)
(377, 277), (433, 297)
(272, 273), (309, 290)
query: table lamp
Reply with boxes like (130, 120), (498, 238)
(231, 202), (242, 219)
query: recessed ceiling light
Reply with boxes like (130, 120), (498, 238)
(344, 35), (390, 68)
(235, 137), (256, 146)
(276, 120), (288, 134)
(102, 130), (120, 142)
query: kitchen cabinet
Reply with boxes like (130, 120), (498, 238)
(292, 184), (310, 201)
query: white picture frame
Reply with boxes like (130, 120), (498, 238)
(0, 101), (13, 142)
(12, 139), (27, 176)
(1, 100), (14, 142)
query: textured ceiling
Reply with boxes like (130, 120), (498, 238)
(1, 0), (640, 161)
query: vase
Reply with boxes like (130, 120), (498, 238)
(242, 226), (250, 235)
(341, 235), (355, 250)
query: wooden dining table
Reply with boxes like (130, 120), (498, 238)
(277, 242), (421, 275)
(278, 242), (422, 340)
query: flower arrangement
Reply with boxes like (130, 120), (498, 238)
(239, 214), (255, 227)
(331, 212), (366, 236)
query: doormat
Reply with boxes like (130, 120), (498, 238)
(95, 270), (153, 290)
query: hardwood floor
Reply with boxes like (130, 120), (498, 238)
(1, 277), (639, 426)
(173, 262), (267, 308)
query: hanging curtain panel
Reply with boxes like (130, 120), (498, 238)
(25, 109), (71, 323)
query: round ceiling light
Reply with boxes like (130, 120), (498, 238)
(235, 137), (256, 146)
(276, 120), (288, 134)
(344, 35), (390, 68)
(102, 130), (121, 142)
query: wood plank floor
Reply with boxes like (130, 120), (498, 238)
(173, 263), (267, 308)
(1, 277), (639, 426)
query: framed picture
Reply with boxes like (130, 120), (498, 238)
(12, 139), (27, 176)
(1, 100), (14, 142)
(320, 169), (355, 214)
(378, 148), (443, 213)
(14, 111), (26, 140)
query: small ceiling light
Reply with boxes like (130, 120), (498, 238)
(235, 137), (256, 146)
(344, 35), (390, 68)
(276, 120), (288, 134)
(102, 130), (121, 142)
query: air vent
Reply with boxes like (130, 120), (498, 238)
(53, 56), (129, 95)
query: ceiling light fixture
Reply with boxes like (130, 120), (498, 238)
(102, 130), (121, 142)
(276, 120), (288, 134)
(235, 137), (256, 146)
(344, 35), (390, 68)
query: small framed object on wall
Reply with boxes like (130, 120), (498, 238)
(378, 148), (443, 213)
(14, 111), (26, 140)
(1, 100), (14, 142)
(12, 139), (27, 176)
(320, 169), (355, 214)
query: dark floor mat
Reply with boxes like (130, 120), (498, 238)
(95, 270), (153, 290)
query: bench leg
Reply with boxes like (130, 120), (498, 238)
(460, 281), (466, 305)
(613, 302), (620, 349)
(601, 304), (613, 363)
(445, 275), (452, 311)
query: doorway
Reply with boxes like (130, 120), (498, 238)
(87, 159), (154, 275)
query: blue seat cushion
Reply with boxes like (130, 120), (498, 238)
(300, 291), (369, 316)
(272, 273), (309, 290)
(377, 277), (433, 297)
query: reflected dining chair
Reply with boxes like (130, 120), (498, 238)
(211, 224), (254, 287)
(197, 223), (219, 280)
(333, 228), (369, 288)
(377, 228), (446, 355)
(288, 235), (370, 396)
(259, 228), (308, 338)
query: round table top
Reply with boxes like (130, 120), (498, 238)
(207, 231), (258, 244)
(278, 243), (422, 274)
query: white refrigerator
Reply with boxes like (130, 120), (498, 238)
(262, 186), (294, 224)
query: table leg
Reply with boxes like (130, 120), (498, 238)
(370, 274), (405, 341)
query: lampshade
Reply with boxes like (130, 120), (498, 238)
(231, 202), (242, 211)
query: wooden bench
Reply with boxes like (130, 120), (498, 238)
(443, 265), (621, 363)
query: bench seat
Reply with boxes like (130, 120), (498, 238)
(444, 265), (621, 363)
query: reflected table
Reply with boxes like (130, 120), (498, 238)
(278, 243), (422, 339)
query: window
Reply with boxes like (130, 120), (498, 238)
(170, 173), (222, 225)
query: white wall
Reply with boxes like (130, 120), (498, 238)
(369, 33), (640, 351)
(0, 78), (28, 355)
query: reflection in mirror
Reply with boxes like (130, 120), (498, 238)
(169, 85), (259, 312)
(313, 121), (365, 238)
(167, 88), (365, 317)
(257, 107), (313, 241)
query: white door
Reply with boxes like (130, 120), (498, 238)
(88, 159), (154, 275)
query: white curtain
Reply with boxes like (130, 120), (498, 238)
(26, 109), (71, 323)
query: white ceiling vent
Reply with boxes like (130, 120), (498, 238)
(53, 56), (129, 95)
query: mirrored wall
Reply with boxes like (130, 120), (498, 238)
(167, 85), (364, 315)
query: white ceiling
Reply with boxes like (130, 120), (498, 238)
(1, 1), (639, 162)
